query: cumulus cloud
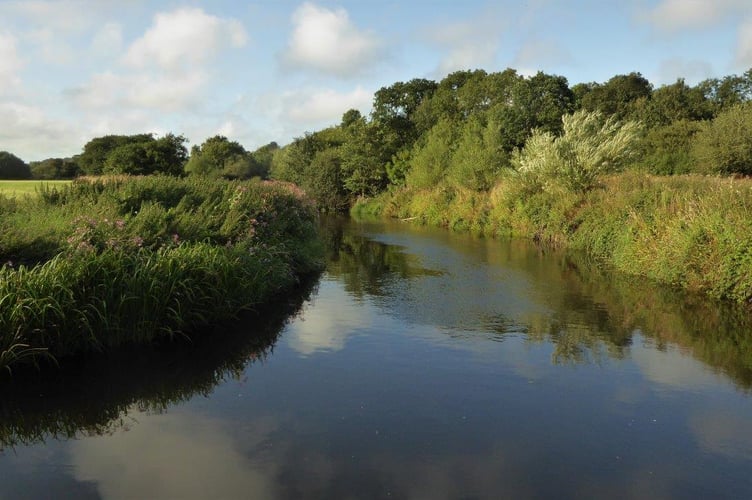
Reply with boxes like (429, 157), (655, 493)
(0, 101), (79, 159)
(282, 2), (382, 77)
(643, 0), (752, 31)
(123, 7), (247, 71)
(69, 70), (208, 113)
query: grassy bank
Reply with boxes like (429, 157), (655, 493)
(0, 176), (323, 373)
(353, 172), (752, 304)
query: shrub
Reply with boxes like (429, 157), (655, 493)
(512, 110), (642, 192)
(693, 102), (752, 175)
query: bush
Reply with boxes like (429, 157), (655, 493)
(512, 110), (642, 192)
(693, 103), (752, 175)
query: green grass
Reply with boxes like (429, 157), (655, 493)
(0, 175), (323, 374)
(0, 180), (72, 199)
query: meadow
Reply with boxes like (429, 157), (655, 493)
(0, 176), (323, 373)
(0, 180), (72, 199)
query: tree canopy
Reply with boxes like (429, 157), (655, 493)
(0, 151), (31, 179)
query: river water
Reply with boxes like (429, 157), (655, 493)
(2, 217), (752, 499)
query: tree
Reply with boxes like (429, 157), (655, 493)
(307, 148), (349, 211)
(513, 110), (642, 192)
(487, 71), (574, 152)
(78, 134), (153, 175)
(636, 120), (703, 175)
(184, 135), (246, 177)
(640, 79), (712, 128)
(0, 151), (31, 179)
(699, 70), (752, 112)
(579, 72), (652, 121)
(247, 142), (278, 180)
(693, 103), (752, 175)
(29, 158), (81, 179)
(339, 117), (389, 196)
(405, 118), (457, 189)
(447, 114), (510, 191)
(372, 78), (438, 152)
(104, 134), (187, 176)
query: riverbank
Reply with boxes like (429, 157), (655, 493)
(353, 171), (752, 304)
(0, 176), (323, 373)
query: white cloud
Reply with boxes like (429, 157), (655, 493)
(123, 7), (247, 71)
(736, 19), (752, 68)
(69, 70), (208, 113)
(285, 279), (374, 355)
(0, 101), (79, 160)
(283, 2), (382, 77)
(71, 411), (279, 499)
(643, 0), (752, 31)
(0, 32), (22, 91)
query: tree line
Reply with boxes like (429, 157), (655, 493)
(0, 133), (278, 182)
(2, 67), (751, 205)
(270, 68), (752, 210)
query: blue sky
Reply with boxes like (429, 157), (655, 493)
(1, 0), (751, 161)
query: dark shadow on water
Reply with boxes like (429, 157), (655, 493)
(0, 273), (320, 450)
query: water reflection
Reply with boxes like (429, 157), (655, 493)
(0, 276), (318, 450)
(2, 217), (752, 499)
(327, 217), (752, 391)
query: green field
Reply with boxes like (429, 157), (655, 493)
(0, 180), (72, 198)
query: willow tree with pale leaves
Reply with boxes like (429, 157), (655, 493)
(512, 110), (642, 192)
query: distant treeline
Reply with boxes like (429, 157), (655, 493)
(3, 67), (752, 205)
(0, 134), (279, 182)
(269, 68), (752, 210)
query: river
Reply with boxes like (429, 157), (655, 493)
(2, 216), (752, 499)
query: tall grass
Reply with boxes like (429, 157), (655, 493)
(0, 176), (322, 373)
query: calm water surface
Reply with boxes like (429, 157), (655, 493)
(2, 217), (752, 499)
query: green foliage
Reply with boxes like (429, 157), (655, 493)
(248, 141), (279, 179)
(637, 120), (703, 175)
(79, 133), (187, 176)
(692, 103), (752, 175)
(0, 176), (323, 372)
(447, 115), (509, 191)
(339, 117), (388, 197)
(77, 134), (153, 175)
(578, 72), (652, 120)
(639, 79), (712, 128)
(512, 110), (642, 192)
(184, 135), (246, 178)
(406, 119), (457, 189)
(29, 158), (80, 179)
(307, 148), (349, 211)
(0, 152), (31, 179)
